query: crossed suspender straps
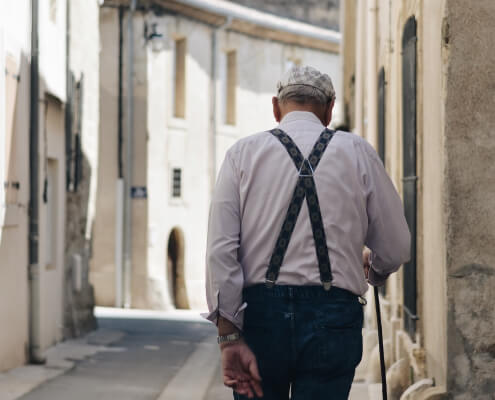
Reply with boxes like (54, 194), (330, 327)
(265, 128), (335, 291)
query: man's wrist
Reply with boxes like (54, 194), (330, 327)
(217, 315), (240, 336)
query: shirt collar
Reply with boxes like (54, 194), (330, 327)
(279, 111), (324, 128)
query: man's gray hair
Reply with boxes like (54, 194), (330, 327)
(278, 84), (333, 106)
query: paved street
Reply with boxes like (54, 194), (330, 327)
(9, 308), (368, 400)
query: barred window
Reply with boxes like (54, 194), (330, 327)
(172, 168), (182, 198)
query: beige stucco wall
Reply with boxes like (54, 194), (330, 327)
(91, 7), (120, 306)
(0, 0), (32, 372)
(92, 7), (341, 311)
(37, 97), (66, 350)
(349, 0), (450, 393)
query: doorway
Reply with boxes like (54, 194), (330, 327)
(166, 228), (189, 309)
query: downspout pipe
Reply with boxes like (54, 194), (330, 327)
(209, 16), (232, 195)
(123, 0), (137, 308)
(28, 0), (44, 364)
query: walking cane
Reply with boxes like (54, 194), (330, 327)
(374, 286), (388, 400)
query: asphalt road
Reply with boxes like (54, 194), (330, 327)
(16, 308), (368, 400)
(18, 310), (231, 400)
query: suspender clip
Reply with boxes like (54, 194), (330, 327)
(265, 279), (275, 289)
(322, 281), (332, 291)
(298, 159), (314, 177)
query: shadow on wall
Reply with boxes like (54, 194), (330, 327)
(167, 227), (190, 309)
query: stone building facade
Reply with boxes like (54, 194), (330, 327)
(341, 0), (495, 398)
(91, 0), (341, 311)
(0, 0), (98, 372)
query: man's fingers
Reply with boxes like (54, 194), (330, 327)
(248, 358), (262, 382)
(224, 378), (237, 387)
(250, 379), (264, 397)
(235, 381), (254, 398)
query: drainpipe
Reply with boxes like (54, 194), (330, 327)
(209, 16), (232, 194)
(123, 0), (137, 308)
(28, 0), (44, 364)
(366, 0), (378, 148)
(115, 6), (124, 308)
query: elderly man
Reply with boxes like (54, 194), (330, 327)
(205, 66), (410, 400)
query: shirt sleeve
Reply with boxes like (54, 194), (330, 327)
(357, 139), (411, 285)
(203, 150), (246, 331)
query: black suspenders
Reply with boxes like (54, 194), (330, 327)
(265, 128), (335, 291)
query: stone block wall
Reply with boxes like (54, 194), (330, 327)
(444, 0), (495, 397)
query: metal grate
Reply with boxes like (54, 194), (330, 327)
(401, 16), (418, 338)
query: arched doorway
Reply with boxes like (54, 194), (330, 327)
(167, 228), (189, 309)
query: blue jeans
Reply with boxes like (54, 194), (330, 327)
(234, 284), (364, 400)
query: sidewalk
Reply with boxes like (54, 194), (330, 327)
(0, 328), (125, 400)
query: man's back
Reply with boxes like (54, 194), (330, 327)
(208, 110), (410, 313)
(205, 65), (410, 400)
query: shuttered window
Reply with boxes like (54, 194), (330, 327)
(225, 50), (237, 126)
(401, 16), (418, 338)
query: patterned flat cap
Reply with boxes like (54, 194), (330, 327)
(277, 65), (335, 101)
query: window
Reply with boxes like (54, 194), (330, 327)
(172, 168), (182, 198)
(401, 16), (418, 338)
(45, 159), (58, 269)
(173, 38), (186, 119)
(225, 50), (237, 126)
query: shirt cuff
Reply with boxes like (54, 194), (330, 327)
(201, 292), (247, 331)
(368, 266), (390, 286)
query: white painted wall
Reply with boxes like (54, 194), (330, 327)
(39, 0), (67, 102)
(0, 28), (5, 234)
(38, 99), (66, 350)
(0, 0), (32, 372)
(69, 0), (100, 241)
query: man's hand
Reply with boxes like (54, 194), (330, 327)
(221, 340), (263, 399)
(362, 248), (371, 280)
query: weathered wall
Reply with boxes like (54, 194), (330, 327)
(229, 0), (340, 30)
(444, 0), (495, 397)
(64, 0), (99, 338)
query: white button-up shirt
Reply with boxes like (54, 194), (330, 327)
(205, 111), (410, 330)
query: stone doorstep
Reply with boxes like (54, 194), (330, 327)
(349, 382), (371, 400)
(0, 329), (125, 400)
(368, 383), (383, 400)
